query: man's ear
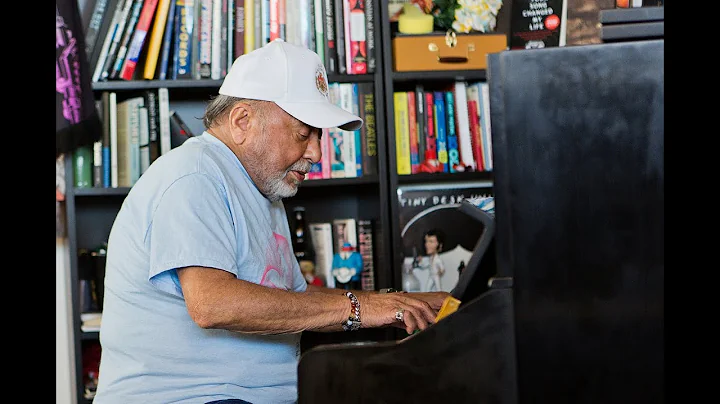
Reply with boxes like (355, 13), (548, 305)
(227, 103), (252, 145)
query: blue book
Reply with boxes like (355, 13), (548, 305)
(158, 0), (177, 80)
(444, 91), (460, 173)
(433, 92), (449, 172)
(351, 84), (363, 177)
(172, 0), (195, 79)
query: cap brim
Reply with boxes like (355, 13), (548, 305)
(275, 101), (363, 131)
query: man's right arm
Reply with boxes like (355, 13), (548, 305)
(177, 266), (440, 335)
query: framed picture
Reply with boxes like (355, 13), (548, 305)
(397, 181), (493, 293)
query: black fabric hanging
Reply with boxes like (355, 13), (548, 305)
(56, 0), (102, 157)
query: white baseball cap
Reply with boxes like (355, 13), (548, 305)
(219, 39), (363, 131)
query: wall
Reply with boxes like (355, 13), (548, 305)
(57, 234), (77, 404)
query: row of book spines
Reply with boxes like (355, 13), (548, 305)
(308, 218), (375, 291)
(88, 0), (375, 84)
(73, 88), (191, 189)
(90, 0), (171, 82)
(244, 0), (376, 75)
(306, 82), (377, 180)
(393, 81), (494, 176)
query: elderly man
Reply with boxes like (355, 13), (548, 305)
(93, 39), (449, 404)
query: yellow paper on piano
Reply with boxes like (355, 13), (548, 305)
(435, 296), (461, 322)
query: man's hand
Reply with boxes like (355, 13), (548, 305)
(407, 291), (451, 311)
(357, 293), (440, 334)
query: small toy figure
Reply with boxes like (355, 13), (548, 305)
(331, 242), (363, 290)
(300, 259), (324, 287)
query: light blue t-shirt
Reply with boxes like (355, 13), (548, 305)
(93, 132), (307, 404)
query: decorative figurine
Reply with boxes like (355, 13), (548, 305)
(420, 229), (446, 292)
(331, 242), (363, 290)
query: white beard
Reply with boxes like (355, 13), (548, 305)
(244, 142), (311, 202)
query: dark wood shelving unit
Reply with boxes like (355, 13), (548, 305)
(91, 74), (375, 91)
(81, 331), (100, 340)
(71, 176), (379, 199)
(73, 187), (132, 197)
(392, 69), (487, 82)
(397, 171), (494, 184)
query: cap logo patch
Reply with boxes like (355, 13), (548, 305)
(315, 65), (329, 98)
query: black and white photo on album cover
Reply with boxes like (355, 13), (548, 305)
(397, 181), (494, 293)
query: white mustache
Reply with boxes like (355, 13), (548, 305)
(288, 160), (313, 174)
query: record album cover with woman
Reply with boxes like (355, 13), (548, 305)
(397, 181), (494, 293)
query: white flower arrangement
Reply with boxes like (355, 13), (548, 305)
(450, 0), (504, 33)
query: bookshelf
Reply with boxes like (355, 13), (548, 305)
(64, 1), (391, 402)
(378, 2), (513, 290)
(64, 0), (515, 402)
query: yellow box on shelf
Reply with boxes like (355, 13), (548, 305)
(392, 31), (507, 72)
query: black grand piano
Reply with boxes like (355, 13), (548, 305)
(298, 39), (664, 404)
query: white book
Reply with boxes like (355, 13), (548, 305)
(158, 88), (172, 155)
(453, 81), (475, 171)
(332, 218), (357, 253)
(211, 0), (222, 79)
(309, 222), (335, 288)
(479, 82), (493, 170)
(226, 0), (234, 69)
(339, 83), (357, 177)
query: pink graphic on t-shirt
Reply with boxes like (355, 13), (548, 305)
(259, 232), (295, 289)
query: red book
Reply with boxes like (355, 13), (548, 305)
(467, 100), (485, 171)
(424, 92), (437, 160)
(348, 0), (367, 74)
(120, 0), (160, 80)
(269, 0), (280, 41)
(407, 91), (419, 174)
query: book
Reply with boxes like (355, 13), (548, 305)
(120, 0), (161, 80)
(433, 92), (449, 172)
(396, 181), (494, 293)
(358, 82), (377, 176)
(347, 0), (367, 74)
(92, 0), (133, 82)
(407, 90), (419, 174)
(332, 218), (357, 254)
(158, 0), (178, 80)
(84, 0), (112, 63)
(107, 0), (144, 80)
(357, 219), (376, 291)
(173, 0), (196, 79)
(444, 90), (461, 173)
(197, 0), (213, 78)
(454, 81), (475, 171)
(234, 0), (246, 58)
(309, 222), (335, 288)
(322, 0), (337, 73)
(141, 90), (161, 164)
(478, 82), (493, 170)
(143, 0), (174, 79)
(158, 87), (172, 155)
(364, 0), (375, 73)
(169, 110), (197, 148)
(393, 91), (411, 175)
